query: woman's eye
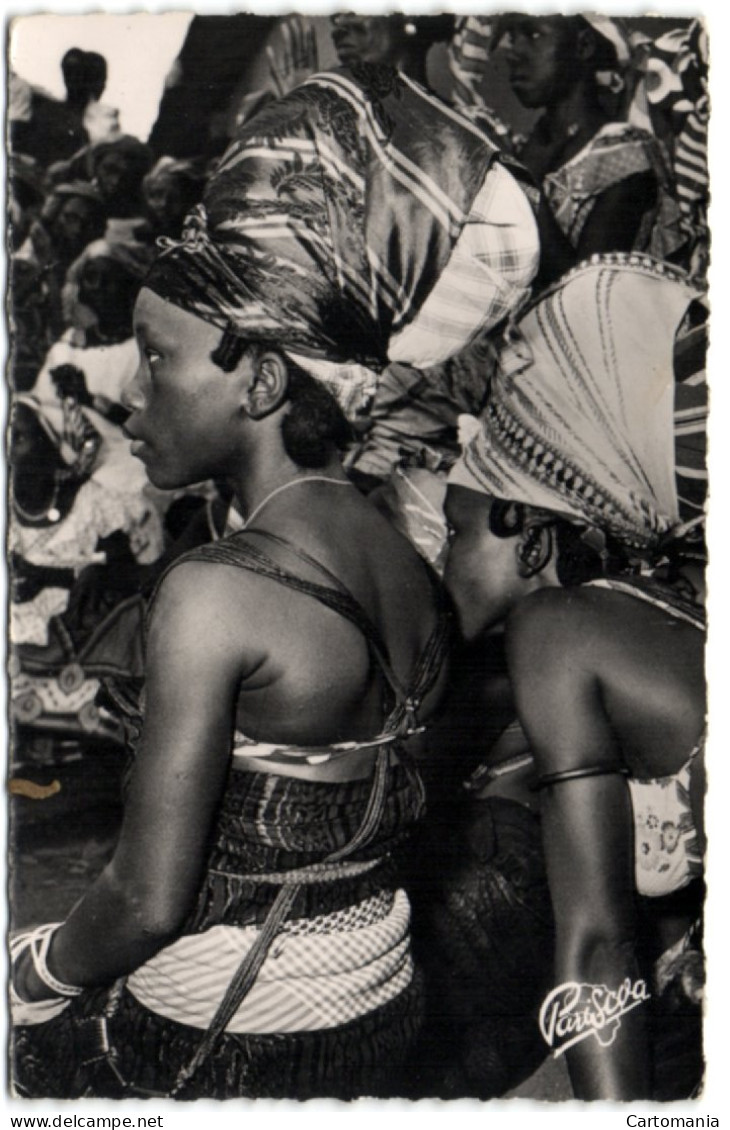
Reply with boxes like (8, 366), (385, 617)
(445, 523), (457, 545)
(145, 348), (162, 366)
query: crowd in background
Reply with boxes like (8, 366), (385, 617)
(7, 12), (710, 1103)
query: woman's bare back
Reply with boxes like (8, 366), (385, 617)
(168, 488), (449, 763)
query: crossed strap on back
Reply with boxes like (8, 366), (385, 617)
(147, 526), (450, 743)
(135, 528), (449, 1096)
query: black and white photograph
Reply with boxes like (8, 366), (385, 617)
(4, 1), (723, 1119)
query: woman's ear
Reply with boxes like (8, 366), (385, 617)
(515, 520), (554, 579)
(241, 350), (289, 420)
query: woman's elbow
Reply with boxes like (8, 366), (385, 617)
(557, 917), (639, 982)
(101, 862), (190, 942)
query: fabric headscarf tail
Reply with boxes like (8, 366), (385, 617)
(143, 64), (539, 419)
(449, 253), (703, 551)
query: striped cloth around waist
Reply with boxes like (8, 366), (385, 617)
(126, 889), (413, 1034)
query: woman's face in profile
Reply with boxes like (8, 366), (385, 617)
(497, 17), (577, 109)
(122, 288), (250, 491)
(442, 485), (526, 641)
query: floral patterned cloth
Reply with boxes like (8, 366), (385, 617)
(628, 746), (703, 898)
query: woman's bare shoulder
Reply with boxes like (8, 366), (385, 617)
(506, 582), (702, 686)
(146, 556), (270, 663)
(507, 585), (598, 641)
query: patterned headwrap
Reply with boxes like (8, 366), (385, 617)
(581, 14), (632, 92)
(144, 65), (539, 417)
(625, 20), (709, 279)
(449, 254), (702, 551)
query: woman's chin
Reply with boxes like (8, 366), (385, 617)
(139, 460), (180, 492)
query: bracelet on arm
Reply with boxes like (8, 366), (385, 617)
(26, 922), (84, 998)
(10, 925), (80, 1027)
(530, 763), (630, 792)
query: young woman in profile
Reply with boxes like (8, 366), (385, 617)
(9, 61), (540, 1101)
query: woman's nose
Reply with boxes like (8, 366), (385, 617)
(120, 366), (146, 413)
(503, 34), (526, 64)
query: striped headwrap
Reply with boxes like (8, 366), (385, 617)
(144, 64), (539, 418)
(449, 254), (703, 551)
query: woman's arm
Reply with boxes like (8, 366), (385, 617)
(16, 562), (260, 997)
(507, 592), (651, 1100)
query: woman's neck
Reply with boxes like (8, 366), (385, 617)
(229, 456), (348, 528)
(541, 85), (606, 145)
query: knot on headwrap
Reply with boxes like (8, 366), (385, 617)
(143, 65), (539, 417)
(449, 254), (703, 552)
(158, 203), (213, 257)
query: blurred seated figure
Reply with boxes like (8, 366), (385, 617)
(30, 240), (162, 546)
(11, 181), (107, 390)
(9, 393), (164, 742)
(91, 135), (154, 226)
(48, 135), (154, 239)
(33, 238), (153, 432)
(137, 157), (207, 242)
(13, 180), (107, 285)
(10, 395), (159, 641)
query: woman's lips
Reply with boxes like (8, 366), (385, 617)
(122, 426), (147, 458)
(332, 39), (358, 62)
